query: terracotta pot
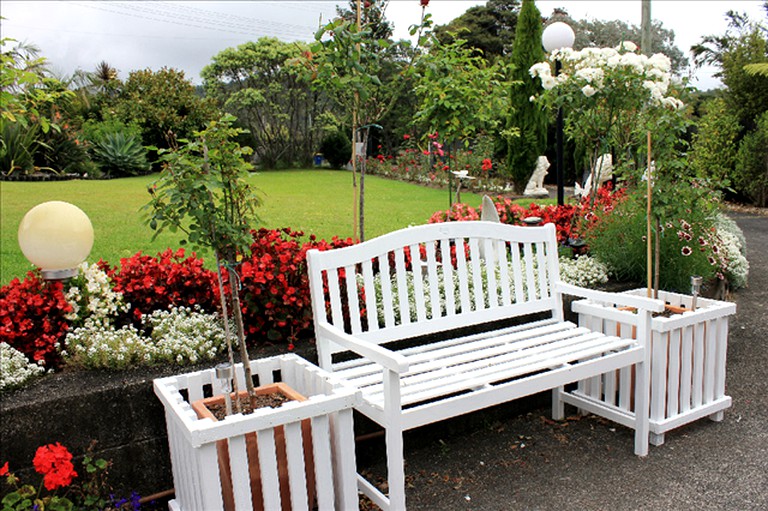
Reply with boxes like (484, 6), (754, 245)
(191, 383), (316, 511)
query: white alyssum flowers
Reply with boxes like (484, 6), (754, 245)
(0, 342), (45, 391)
(558, 255), (610, 288)
(64, 305), (227, 369)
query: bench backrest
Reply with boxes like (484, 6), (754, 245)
(307, 221), (563, 356)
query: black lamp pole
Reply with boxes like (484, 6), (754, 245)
(555, 59), (565, 206)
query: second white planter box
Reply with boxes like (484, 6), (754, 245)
(154, 354), (361, 511)
(569, 288), (736, 446)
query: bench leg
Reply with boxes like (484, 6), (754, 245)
(650, 432), (665, 446)
(633, 359), (650, 456)
(552, 386), (565, 420)
(383, 369), (407, 511)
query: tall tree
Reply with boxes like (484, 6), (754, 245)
(202, 37), (326, 168)
(506, 0), (546, 193)
(433, 0), (520, 61)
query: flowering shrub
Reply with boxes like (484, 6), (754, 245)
(64, 306), (227, 369)
(238, 228), (355, 346)
(102, 249), (219, 323)
(713, 213), (749, 289)
(65, 262), (129, 328)
(0, 273), (71, 369)
(530, 41), (686, 178)
(429, 185), (626, 244)
(1, 443), (135, 510)
(558, 255), (610, 288)
(0, 342), (46, 392)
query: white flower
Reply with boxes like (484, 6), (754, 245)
(541, 75), (557, 90)
(581, 85), (597, 97)
(617, 40), (638, 52)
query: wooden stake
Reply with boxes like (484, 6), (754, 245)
(646, 131), (652, 298)
(351, 0), (362, 241)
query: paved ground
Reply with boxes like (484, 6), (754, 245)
(357, 213), (767, 510)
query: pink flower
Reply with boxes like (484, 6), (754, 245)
(681, 246), (692, 256)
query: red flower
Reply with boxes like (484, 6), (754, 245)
(403, 134), (411, 140)
(0, 462), (8, 476)
(420, 0), (429, 7)
(33, 443), (78, 491)
(481, 158), (493, 172)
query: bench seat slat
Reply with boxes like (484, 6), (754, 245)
(361, 335), (639, 408)
(333, 320), (571, 379)
(337, 323), (591, 386)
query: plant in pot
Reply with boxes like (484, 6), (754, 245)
(145, 114), (314, 510)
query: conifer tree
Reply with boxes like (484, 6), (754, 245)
(506, 0), (547, 193)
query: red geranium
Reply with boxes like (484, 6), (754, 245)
(32, 443), (78, 491)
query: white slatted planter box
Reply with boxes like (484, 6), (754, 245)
(570, 288), (736, 446)
(154, 354), (361, 511)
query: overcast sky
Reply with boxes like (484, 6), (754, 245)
(2, 1), (766, 90)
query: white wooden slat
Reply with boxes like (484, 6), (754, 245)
(382, 336), (638, 407)
(228, 435), (252, 511)
(680, 324), (694, 413)
(440, 239), (456, 316)
(310, 415), (335, 511)
(361, 259), (379, 333)
(394, 248), (411, 325)
(483, 238), (500, 308)
(326, 268), (345, 329)
(425, 241), (441, 320)
(378, 254), (396, 329)
(704, 319), (716, 403)
(714, 318), (728, 399)
(650, 331), (667, 423)
(344, 264), (362, 335)
(522, 242), (537, 301)
(468, 238), (484, 312)
(667, 328), (681, 417)
(510, 244), (525, 304)
(497, 240), (512, 306)
(256, 428), (282, 511)
(455, 238), (472, 313)
(186, 372), (204, 402)
(199, 442), (225, 510)
(410, 243), (428, 322)
(692, 321), (705, 408)
(603, 319), (618, 405)
(332, 409), (359, 511)
(535, 242), (549, 300)
(618, 321), (633, 410)
(584, 313), (602, 400)
(284, 422), (310, 511)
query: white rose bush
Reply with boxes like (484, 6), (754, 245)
(530, 41), (687, 180)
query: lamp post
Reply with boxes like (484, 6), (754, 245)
(542, 21), (575, 206)
(18, 201), (94, 280)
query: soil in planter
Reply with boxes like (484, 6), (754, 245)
(207, 392), (291, 420)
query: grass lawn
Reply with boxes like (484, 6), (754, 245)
(1, 170), (486, 285)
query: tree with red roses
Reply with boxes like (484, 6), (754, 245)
(145, 114), (261, 409)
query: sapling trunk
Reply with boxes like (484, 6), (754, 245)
(215, 252), (241, 413)
(228, 266), (256, 406)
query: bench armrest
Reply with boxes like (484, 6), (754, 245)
(316, 322), (410, 374)
(556, 282), (665, 313)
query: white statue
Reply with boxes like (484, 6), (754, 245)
(575, 154), (613, 198)
(523, 156), (550, 198)
(480, 195), (500, 223)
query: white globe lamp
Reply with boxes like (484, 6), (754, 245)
(542, 21), (575, 53)
(18, 201), (94, 280)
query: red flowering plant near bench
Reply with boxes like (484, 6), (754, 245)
(238, 228), (355, 347)
(100, 248), (219, 324)
(428, 184), (627, 244)
(0, 272), (71, 369)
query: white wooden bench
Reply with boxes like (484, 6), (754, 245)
(307, 221), (664, 510)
